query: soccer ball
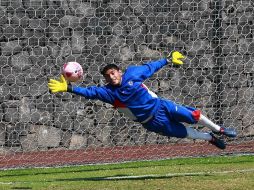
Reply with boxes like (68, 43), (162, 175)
(62, 62), (83, 82)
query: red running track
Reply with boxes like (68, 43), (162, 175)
(0, 141), (253, 169)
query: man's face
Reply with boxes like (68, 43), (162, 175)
(104, 68), (122, 86)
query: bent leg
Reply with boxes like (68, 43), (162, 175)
(164, 101), (200, 124)
(185, 126), (212, 141)
(198, 115), (237, 137)
(198, 114), (220, 132)
(186, 126), (226, 149)
(165, 121), (188, 138)
(164, 101), (236, 137)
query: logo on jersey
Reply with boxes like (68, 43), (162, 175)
(128, 81), (133, 86)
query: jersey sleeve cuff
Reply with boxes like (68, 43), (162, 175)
(67, 84), (73, 92)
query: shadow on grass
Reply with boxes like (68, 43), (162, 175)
(55, 173), (212, 181)
(1, 156), (252, 178)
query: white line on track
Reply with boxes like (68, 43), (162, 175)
(104, 168), (254, 180)
(0, 182), (13, 185)
(0, 168), (253, 184)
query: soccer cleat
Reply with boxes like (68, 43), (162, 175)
(218, 127), (237, 138)
(209, 133), (226, 149)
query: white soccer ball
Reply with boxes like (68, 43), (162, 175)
(62, 62), (83, 82)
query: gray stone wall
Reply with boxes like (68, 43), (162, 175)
(0, 0), (253, 153)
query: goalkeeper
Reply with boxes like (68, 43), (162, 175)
(48, 51), (237, 149)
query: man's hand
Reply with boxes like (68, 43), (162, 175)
(168, 51), (185, 65)
(48, 75), (68, 93)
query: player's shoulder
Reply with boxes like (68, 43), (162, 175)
(123, 65), (140, 78)
(126, 64), (137, 70)
(125, 64), (144, 73)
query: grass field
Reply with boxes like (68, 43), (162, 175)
(0, 155), (253, 190)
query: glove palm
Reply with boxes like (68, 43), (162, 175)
(48, 75), (68, 93)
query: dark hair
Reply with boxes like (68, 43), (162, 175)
(100, 64), (120, 75)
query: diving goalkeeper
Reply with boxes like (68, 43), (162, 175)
(48, 51), (237, 149)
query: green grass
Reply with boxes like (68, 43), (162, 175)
(0, 155), (253, 190)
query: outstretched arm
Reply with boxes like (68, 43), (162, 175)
(69, 85), (113, 103)
(130, 51), (185, 80)
(48, 75), (113, 104)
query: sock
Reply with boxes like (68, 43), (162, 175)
(186, 127), (212, 141)
(198, 114), (221, 132)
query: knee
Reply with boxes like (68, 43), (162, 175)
(192, 110), (201, 122)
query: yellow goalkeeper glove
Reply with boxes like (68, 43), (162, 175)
(168, 51), (185, 65)
(48, 75), (68, 93)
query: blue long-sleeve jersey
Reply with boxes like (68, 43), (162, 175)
(70, 58), (168, 123)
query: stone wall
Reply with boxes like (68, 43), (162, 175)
(0, 0), (253, 153)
